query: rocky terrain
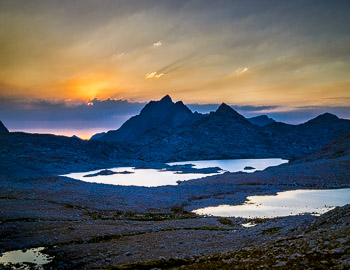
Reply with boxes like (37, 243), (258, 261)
(0, 130), (349, 269)
(167, 205), (350, 270)
(0, 101), (350, 269)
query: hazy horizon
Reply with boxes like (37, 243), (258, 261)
(2, 95), (350, 139)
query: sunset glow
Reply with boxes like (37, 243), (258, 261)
(0, 0), (349, 106)
(0, 0), (349, 136)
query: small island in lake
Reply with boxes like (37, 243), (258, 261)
(84, 169), (134, 177)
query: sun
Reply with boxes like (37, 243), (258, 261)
(61, 73), (113, 101)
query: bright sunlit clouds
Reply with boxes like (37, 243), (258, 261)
(145, 72), (164, 79)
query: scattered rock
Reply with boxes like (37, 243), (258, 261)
(289, 253), (301, 259)
(336, 238), (346, 244)
(330, 248), (344, 254)
(275, 261), (286, 267)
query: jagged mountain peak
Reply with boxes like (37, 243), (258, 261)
(160, 94), (172, 103)
(141, 95), (189, 115)
(97, 96), (194, 142)
(215, 103), (234, 114)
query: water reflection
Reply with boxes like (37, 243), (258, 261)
(0, 247), (52, 268)
(169, 158), (288, 173)
(63, 158), (287, 187)
(64, 167), (218, 187)
(193, 188), (350, 218)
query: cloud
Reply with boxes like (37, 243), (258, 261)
(153, 40), (162, 47)
(145, 72), (156, 78)
(0, 97), (145, 129)
(145, 71), (164, 79)
(235, 67), (249, 75)
(0, 0), (349, 107)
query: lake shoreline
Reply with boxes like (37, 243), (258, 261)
(1, 153), (349, 268)
(193, 188), (350, 218)
(63, 158), (287, 187)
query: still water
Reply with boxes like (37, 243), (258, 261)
(168, 158), (287, 173)
(193, 188), (350, 218)
(63, 158), (287, 187)
(0, 247), (52, 268)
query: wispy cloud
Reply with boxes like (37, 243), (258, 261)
(235, 67), (249, 75)
(145, 71), (164, 79)
(0, 1), (349, 107)
(153, 40), (162, 47)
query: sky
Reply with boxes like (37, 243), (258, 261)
(0, 0), (349, 138)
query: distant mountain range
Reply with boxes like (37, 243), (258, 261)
(92, 96), (275, 142)
(1, 96), (350, 165)
(93, 95), (350, 161)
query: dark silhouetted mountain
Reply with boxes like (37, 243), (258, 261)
(248, 115), (276, 126)
(91, 96), (350, 161)
(98, 95), (197, 142)
(0, 120), (9, 133)
(129, 102), (274, 161)
(213, 103), (251, 124)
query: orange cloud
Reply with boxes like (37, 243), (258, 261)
(145, 72), (164, 79)
(235, 67), (249, 75)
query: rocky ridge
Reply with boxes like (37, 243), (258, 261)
(94, 96), (350, 161)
